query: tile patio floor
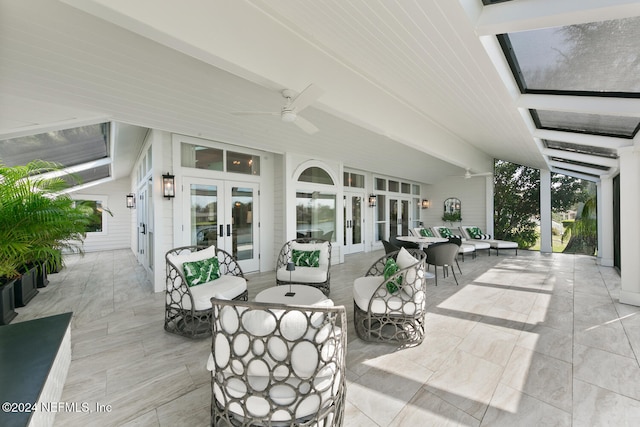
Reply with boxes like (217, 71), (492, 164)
(13, 248), (640, 426)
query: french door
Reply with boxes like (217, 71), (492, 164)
(137, 181), (154, 272)
(183, 178), (259, 272)
(389, 198), (410, 237)
(343, 192), (364, 253)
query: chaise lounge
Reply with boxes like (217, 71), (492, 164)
(459, 226), (519, 255)
(432, 226), (489, 257)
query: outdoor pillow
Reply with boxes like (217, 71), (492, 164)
(292, 249), (321, 267)
(438, 227), (453, 238)
(396, 246), (418, 270)
(383, 258), (402, 294)
(467, 227), (491, 240)
(419, 228), (434, 237)
(183, 257), (220, 287)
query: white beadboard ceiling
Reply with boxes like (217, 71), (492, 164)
(1, 0), (638, 184)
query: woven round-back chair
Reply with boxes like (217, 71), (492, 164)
(353, 248), (427, 345)
(209, 298), (347, 426)
(165, 245), (247, 338)
(276, 238), (332, 296)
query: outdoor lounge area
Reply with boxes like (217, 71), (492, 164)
(4, 1), (640, 425)
(11, 248), (640, 426)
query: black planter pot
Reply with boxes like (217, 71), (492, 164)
(0, 279), (18, 325)
(14, 265), (39, 307)
(36, 263), (49, 288)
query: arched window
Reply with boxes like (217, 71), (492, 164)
(297, 167), (334, 185)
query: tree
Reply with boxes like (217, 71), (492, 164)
(562, 196), (597, 255)
(493, 160), (539, 248)
(493, 160), (593, 249)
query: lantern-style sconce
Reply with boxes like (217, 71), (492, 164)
(421, 199), (430, 209)
(162, 173), (175, 199)
(126, 193), (135, 209)
(368, 194), (377, 207)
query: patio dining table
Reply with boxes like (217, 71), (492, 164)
(396, 235), (448, 250)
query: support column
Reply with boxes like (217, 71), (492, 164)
(485, 175), (494, 237)
(539, 169), (552, 254)
(597, 176), (614, 267)
(619, 147), (640, 306)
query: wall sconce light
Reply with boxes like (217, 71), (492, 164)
(368, 194), (377, 207)
(162, 173), (175, 199)
(421, 199), (430, 209)
(126, 193), (135, 209)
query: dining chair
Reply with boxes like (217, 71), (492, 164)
(424, 242), (459, 286)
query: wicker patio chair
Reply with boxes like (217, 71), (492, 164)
(276, 238), (332, 296)
(353, 247), (428, 345)
(208, 297), (347, 426)
(165, 245), (247, 338)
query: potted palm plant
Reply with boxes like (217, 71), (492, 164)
(0, 160), (92, 318)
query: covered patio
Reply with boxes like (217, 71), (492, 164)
(14, 248), (639, 426)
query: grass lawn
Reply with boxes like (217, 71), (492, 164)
(528, 229), (569, 253)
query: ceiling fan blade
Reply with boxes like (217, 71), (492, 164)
(289, 84), (323, 112)
(293, 116), (319, 134)
(231, 111), (279, 116)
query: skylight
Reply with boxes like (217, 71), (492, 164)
(0, 122), (111, 190)
(543, 140), (618, 160)
(499, 16), (640, 95)
(532, 110), (640, 139)
(0, 123), (109, 167)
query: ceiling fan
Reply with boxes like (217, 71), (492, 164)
(462, 168), (493, 179)
(231, 84), (323, 134)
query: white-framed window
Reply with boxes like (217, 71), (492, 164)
(73, 195), (109, 235)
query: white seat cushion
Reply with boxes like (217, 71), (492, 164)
(462, 240), (491, 250)
(353, 276), (420, 315)
(459, 244), (475, 253)
(488, 240), (518, 249)
(183, 275), (247, 311)
(276, 265), (328, 283)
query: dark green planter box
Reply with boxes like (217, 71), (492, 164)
(0, 279), (18, 325)
(14, 266), (38, 307)
(0, 312), (73, 427)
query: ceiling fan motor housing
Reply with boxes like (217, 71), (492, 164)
(281, 109), (297, 122)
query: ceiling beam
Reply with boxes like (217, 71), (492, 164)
(550, 167), (601, 182)
(547, 160), (608, 176)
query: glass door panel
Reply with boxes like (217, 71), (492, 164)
(343, 193), (364, 254)
(400, 200), (409, 236)
(352, 195), (363, 245)
(190, 183), (219, 248)
(390, 198), (400, 237)
(231, 186), (254, 262)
